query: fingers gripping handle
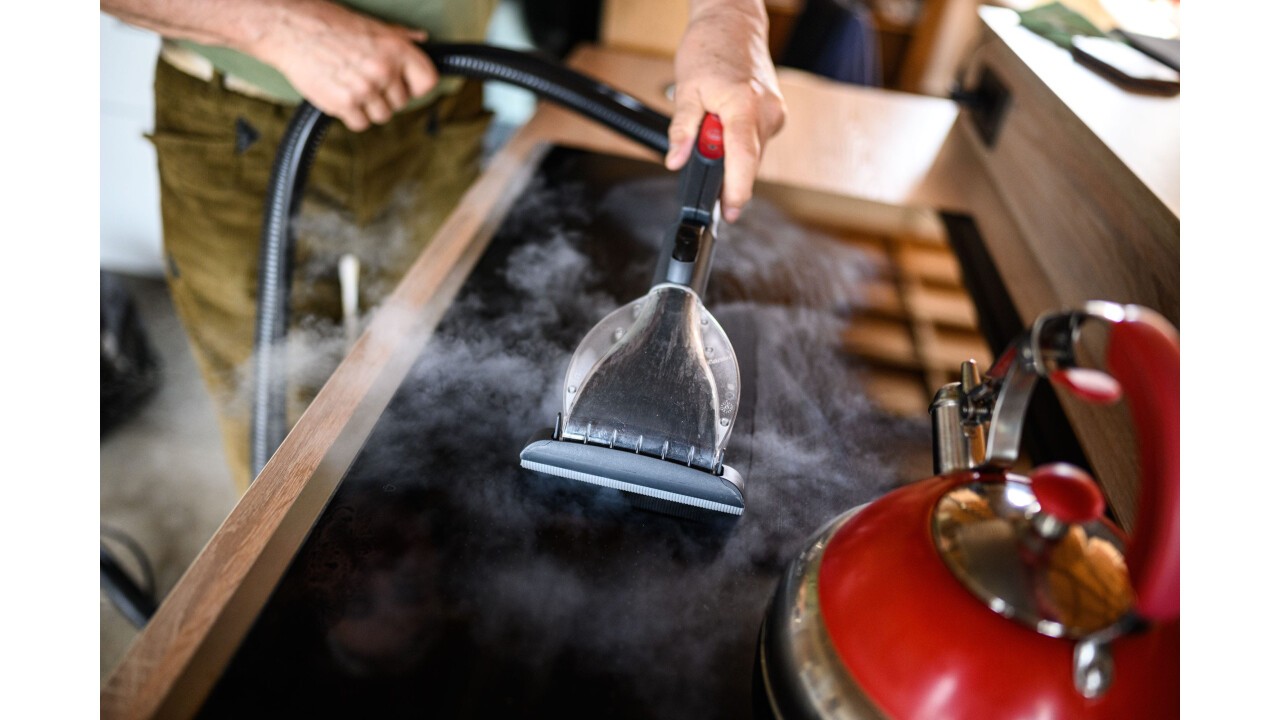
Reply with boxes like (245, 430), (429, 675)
(1055, 307), (1180, 622)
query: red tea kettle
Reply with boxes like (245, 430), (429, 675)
(758, 302), (1179, 719)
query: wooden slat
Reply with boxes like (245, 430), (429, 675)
(929, 327), (993, 371)
(863, 369), (931, 417)
(899, 244), (963, 286)
(855, 278), (905, 318)
(909, 285), (979, 329)
(777, 191), (989, 418)
(843, 317), (919, 368)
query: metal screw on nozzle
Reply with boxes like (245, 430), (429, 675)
(961, 359), (980, 393)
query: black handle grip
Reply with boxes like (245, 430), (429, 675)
(677, 113), (725, 225)
(422, 43), (672, 154)
(651, 114), (725, 296)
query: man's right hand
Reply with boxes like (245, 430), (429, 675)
(248, 1), (439, 131)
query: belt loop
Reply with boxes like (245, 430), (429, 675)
(211, 69), (229, 96)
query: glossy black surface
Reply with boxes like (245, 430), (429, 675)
(201, 148), (932, 719)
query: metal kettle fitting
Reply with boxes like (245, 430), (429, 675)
(929, 301), (1133, 476)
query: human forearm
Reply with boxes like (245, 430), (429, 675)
(101, 0), (437, 132)
(669, 0), (786, 222)
(688, 0), (770, 29)
(100, 0), (298, 53)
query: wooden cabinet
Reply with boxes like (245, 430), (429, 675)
(955, 6), (1178, 528)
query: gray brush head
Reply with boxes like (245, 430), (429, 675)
(520, 432), (745, 516)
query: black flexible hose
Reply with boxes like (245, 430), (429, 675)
(250, 44), (673, 478)
(428, 44), (671, 153)
(249, 106), (330, 475)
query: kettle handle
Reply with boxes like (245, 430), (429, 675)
(1055, 305), (1180, 622)
(1104, 307), (1180, 622)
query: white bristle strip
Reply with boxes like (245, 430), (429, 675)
(520, 460), (744, 516)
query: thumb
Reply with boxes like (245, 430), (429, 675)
(394, 25), (428, 43)
(665, 86), (703, 170)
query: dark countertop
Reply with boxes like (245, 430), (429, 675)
(200, 148), (932, 719)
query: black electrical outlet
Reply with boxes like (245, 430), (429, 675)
(952, 66), (1011, 148)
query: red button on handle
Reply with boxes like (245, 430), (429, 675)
(696, 113), (724, 160)
(1030, 463), (1105, 524)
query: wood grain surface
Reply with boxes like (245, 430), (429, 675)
(979, 6), (1179, 215)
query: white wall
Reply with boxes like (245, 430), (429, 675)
(100, 16), (163, 277)
(98, 3), (537, 278)
(483, 0), (539, 127)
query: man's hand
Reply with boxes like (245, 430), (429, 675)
(666, 0), (786, 223)
(101, 0), (439, 132)
(248, 2), (438, 132)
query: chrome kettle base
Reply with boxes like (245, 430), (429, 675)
(756, 504), (887, 720)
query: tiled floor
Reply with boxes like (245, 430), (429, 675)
(99, 273), (238, 682)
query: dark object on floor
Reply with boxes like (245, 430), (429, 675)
(780, 0), (881, 87)
(101, 527), (158, 629)
(101, 271), (161, 436)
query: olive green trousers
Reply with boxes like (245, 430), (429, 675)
(151, 57), (491, 492)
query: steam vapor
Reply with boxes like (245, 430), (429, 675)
(209, 156), (932, 718)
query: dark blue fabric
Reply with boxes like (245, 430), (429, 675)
(780, 0), (881, 87)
